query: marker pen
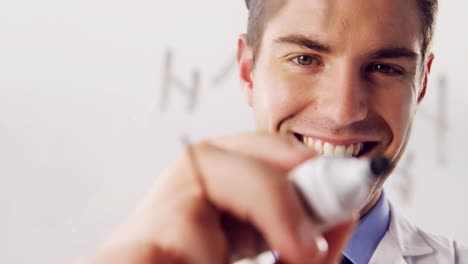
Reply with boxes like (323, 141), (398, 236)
(289, 156), (391, 232)
(236, 157), (391, 264)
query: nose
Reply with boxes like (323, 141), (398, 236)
(316, 63), (368, 127)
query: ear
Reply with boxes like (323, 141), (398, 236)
(237, 34), (254, 107)
(418, 53), (435, 103)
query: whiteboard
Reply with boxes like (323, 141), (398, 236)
(0, 1), (467, 263)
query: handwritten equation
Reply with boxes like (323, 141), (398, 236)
(159, 49), (236, 112)
(418, 75), (449, 164)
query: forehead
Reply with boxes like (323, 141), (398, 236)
(262, 0), (423, 55)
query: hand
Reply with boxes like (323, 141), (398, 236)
(82, 133), (356, 264)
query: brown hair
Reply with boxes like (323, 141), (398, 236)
(245, 0), (438, 62)
(417, 0), (438, 61)
(245, 0), (285, 60)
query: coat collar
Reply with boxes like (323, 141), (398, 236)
(370, 203), (435, 263)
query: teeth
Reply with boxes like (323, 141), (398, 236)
(345, 145), (354, 157)
(323, 142), (334, 156)
(303, 137), (313, 147)
(353, 143), (363, 156)
(314, 140), (323, 155)
(301, 136), (365, 157)
(334, 145), (346, 156)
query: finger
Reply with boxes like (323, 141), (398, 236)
(191, 142), (328, 263)
(222, 214), (267, 261)
(208, 132), (316, 172)
(322, 218), (357, 264)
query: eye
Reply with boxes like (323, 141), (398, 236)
(292, 55), (320, 66)
(367, 63), (404, 75)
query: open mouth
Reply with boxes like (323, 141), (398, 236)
(294, 133), (378, 158)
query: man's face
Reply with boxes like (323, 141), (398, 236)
(239, 0), (433, 170)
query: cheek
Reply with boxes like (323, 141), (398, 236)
(251, 63), (315, 131)
(375, 84), (418, 153)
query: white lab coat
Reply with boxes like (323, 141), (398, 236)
(236, 204), (468, 264)
(368, 203), (468, 264)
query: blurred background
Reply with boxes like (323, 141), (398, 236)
(0, 1), (467, 263)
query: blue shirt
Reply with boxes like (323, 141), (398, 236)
(343, 192), (391, 264)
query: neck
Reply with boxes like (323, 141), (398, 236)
(359, 188), (383, 218)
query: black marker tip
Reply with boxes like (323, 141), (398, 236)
(370, 156), (392, 177)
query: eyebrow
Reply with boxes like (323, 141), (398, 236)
(370, 48), (419, 61)
(274, 34), (332, 53)
(274, 34), (419, 61)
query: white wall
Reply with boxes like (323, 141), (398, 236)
(0, 1), (466, 263)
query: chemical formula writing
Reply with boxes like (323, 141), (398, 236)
(159, 49), (236, 112)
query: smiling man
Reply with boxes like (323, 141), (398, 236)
(84, 0), (467, 263)
(239, 0), (432, 220)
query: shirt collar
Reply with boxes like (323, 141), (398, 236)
(343, 191), (391, 264)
